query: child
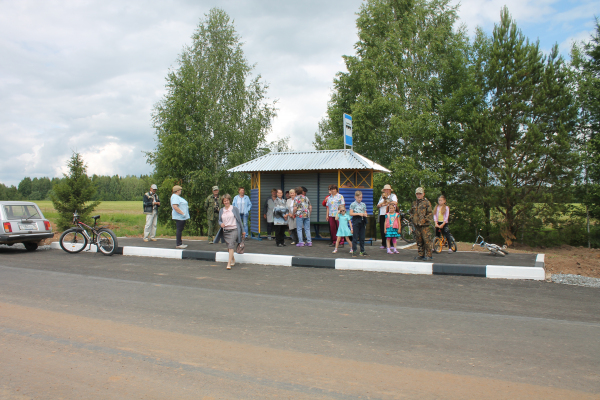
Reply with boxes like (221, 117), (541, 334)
(349, 190), (368, 257)
(385, 203), (401, 254)
(434, 195), (455, 253)
(332, 205), (353, 254)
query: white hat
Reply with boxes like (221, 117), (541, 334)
(151, 184), (158, 189)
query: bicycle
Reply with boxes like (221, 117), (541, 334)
(471, 231), (509, 257)
(59, 211), (118, 256)
(433, 228), (457, 253)
(399, 210), (416, 243)
(399, 211), (436, 244)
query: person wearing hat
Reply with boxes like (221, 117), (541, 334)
(410, 187), (433, 261)
(143, 184), (160, 242)
(376, 184), (398, 249)
(171, 185), (190, 249)
(204, 186), (224, 243)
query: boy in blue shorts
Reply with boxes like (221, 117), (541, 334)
(349, 190), (368, 257)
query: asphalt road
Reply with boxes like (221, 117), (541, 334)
(0, 245), (599, 399)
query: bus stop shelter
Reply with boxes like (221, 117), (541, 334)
(228, 149), (391, 240)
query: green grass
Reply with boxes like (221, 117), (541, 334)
(32, 201), (180, 238)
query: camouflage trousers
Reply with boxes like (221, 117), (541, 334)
(415, 225), (432, 258)
(207, 217), (219, 242)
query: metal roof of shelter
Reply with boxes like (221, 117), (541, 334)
(228, 149), (391, 173)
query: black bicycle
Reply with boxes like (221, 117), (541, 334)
(59, 211), (118, 256)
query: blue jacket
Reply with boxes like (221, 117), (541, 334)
(232, 195), (252, 215)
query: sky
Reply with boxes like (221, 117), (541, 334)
(0, 0), (597, 186)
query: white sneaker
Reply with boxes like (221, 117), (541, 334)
(176, 244), (188, 249)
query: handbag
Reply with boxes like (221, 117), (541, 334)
(236, 235), (245, 254)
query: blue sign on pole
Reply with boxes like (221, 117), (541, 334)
(343, 114), (353, 148)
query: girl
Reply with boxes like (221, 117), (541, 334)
(333, 205), (353, 254)
(385, 203), (401, 254)
(434, 195), (455, 253)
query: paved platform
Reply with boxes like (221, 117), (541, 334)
(50, 236), (545, 281)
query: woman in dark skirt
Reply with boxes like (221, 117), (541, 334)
(213, 194), (245, 269)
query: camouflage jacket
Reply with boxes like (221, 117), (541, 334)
(204, 194), (223, 221)
(410, 197), (433, 227)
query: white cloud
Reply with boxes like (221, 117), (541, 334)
(0, 0), (597, 186)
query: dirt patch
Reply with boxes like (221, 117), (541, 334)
(456, 242), (600, 279)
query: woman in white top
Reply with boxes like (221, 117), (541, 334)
(376, 184), (398, 249)
(286, 189), (299, 244)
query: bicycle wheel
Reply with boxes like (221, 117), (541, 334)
(401, 223), (416, 243)
(489, 246), (506, 257)
(96, 228), (117, 256)
(59, 228), (88, 254)
(449, 237), (457, 252)
(433, 237), (443, 253)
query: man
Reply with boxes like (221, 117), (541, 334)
(233, 187), (252, 236)
(326, 184), (345, 247)
(204, 186), (223, 243)
(376, 184), (398, 249)
(410, 187), (433, 261)
(143, 184), (160, 242)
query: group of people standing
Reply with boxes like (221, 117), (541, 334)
(141, 182), (456, 267)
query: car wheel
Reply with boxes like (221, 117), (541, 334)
(24, 242), (38, 251)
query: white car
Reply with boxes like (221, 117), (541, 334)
(0, 201), (54, 251)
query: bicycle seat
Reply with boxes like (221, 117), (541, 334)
(92, 215), (101, 220)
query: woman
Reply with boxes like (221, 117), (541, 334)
(213, 194), (245, 269)
(170, 185), (190, 249)
(286, 189), (299, 245)
(273, 189), (288, 247)
(293, 186), (312, 247)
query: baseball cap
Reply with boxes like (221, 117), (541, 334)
(151, 184), (158, 190)
(173, 185), (182, 192)
(415, 187), (424, 194)
(212, 186), (219, 191)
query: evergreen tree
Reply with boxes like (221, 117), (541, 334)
(149, 8), (276, 233)
(51, 152), (100, 230)
(464, 7), (579, 244)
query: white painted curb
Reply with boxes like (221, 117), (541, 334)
(122, 247), (182, 259)
(215, 252), (293, 266)
(49, 241), (97, 253)
(486, 265), (545, 280)
(336, 259), (433, 274)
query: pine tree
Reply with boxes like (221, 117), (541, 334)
(464, 7), (579, 244)
(51, 152), (100, 231)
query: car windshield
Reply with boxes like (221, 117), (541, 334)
(3, 205), (41, 220)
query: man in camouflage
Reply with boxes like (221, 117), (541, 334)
(204, 186), (223, 243)
(410, 187), (433, 260)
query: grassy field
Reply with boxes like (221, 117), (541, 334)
(33, 201), (181, 238)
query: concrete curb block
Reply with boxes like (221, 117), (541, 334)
(292, 257), (335, 269)
(47, 244), (545, 281)
(486, 265), (545, 280)
(433, 263), (486, 277)
(122, 247), (182, 259)
(50, 241), (98, 253)
(216, 252), (293, 266)
(336, 259), (433, 274)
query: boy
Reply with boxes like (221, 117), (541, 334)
(349, 190), (368, 257)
